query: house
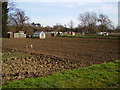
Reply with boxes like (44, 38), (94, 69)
(31, 22), (41, 27)
(32, 31), (46, 39)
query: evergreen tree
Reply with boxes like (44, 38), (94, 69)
(0, 1), (2, 37)
(2, 2), (8, 37)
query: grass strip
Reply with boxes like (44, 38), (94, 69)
(2, 51), (30, 60)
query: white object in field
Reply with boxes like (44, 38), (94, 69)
(30, 45), (33, 49)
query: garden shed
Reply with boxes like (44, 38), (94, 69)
(32, 31), (46, 39)
(14, 31), (26, 38)
(7, 32), (13, 38)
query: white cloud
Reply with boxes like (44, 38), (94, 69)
(88, 4), (118, 14)
(63, 4), (76, 8)
(62, 3), (90, 8)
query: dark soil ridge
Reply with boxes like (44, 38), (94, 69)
(2, 48), (73, 62)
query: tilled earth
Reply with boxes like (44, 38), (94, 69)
(2, 37), (119, 84)
(2, 50), (93, 84)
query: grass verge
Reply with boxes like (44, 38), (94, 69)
(2, 51), (30, 60)
(2, 60), (120, 88)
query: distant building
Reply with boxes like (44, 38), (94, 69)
(32, 31), (46, 39)
(63, 31), (76, 36)
(45, 31), (63, 36)
(14, 31), (26, 38)
(31, 22), (41, 27)
(51, 31), (63, 36)
(97, 32), (109, 36)
(7, 32), (13, 38)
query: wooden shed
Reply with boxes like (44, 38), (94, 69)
(7, 32), (13, 38)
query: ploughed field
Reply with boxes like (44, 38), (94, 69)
(2, 37), (119, 84)
(3, 37), (119, 63)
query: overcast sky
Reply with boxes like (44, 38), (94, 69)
(12, 0), (119, 27)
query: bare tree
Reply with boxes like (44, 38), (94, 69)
(8, 8), (29, 31)
(77, 24), (85, 33)
(98, 14), (111, 32)
(78, 12), (98, 34)
(53, 23), (65, 31)
(8, 2), (16, 12)
(68, 20), (74, 30)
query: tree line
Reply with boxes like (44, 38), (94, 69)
(77, 12), (114, 34)
(2, 1), (120, 37)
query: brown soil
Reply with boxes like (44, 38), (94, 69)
(2, 37), (119, 84)
(3, 37), (119, 62)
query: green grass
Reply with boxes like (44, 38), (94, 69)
(59, 35), (120, 39)
(2, 60), (120, 88)
(2, 51), (30, 60)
